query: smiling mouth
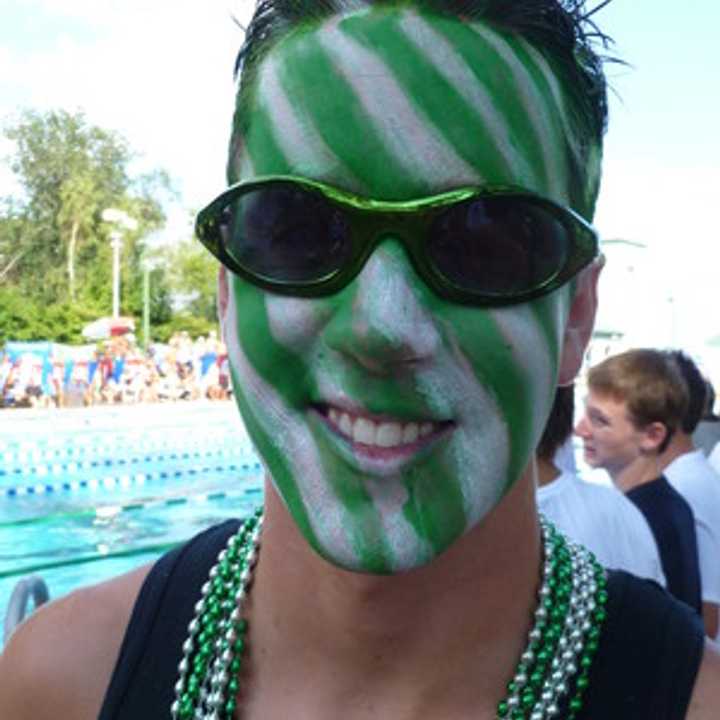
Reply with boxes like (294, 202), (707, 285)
(313, 403), (453, 453)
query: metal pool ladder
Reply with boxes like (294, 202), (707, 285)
(3, 575), (50, 644)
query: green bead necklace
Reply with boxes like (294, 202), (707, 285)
(171, 511), (607, 720)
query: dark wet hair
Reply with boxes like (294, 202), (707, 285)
(537, 384), (575, 461)
(668, 350), (707, 434)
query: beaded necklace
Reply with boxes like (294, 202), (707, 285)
(171, 511), (607, 720)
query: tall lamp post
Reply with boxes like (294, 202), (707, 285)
(141, 257), (160, 349)
(101, 208), (138, 319)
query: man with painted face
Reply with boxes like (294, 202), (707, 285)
(1, 1), (719, 719)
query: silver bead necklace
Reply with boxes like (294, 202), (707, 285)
(171, 513), (606, 720)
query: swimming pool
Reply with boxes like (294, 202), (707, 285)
(0, 401), (264, 649)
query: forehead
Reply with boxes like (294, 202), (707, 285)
(233, 6), (581, 203)
(585, 391), (631, 422)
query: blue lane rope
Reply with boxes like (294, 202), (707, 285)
(0, 434), (255, 464)
(2, 460), (264, 498)
(0, 445), (258, 478)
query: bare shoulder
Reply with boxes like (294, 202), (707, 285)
(687, 639), (720, 719)
(0, 562), (152, 720)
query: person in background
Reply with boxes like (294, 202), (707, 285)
(537, 385), (665, 586)
(2, 2), (718, 719)
(576, 348), (702, 615)
(693, 380), (720, 457)
(661, 351), (720, 638)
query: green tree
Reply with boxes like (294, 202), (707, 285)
(163, 236), (220, 322)
(0, 108), (175, 341)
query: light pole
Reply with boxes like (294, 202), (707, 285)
(101, 208), (138, 319)
(141, 257), (159, 349)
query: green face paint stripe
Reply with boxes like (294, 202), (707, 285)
(402, 452), (467, 555)
(308, 423), (394, 573)
(528, 294), (563, 377)
(518, 42), (585, 176)
(316, 19), (484, 194)
(252, 55), (369, 192)
(273, 33), (432, 197)
(428, 19), (552, 191)
(502, 36), (584, 211)
(339, 13), (513, 184)
(231, 279), (316, 410)
(465, 23), (566, 200)
(398, 11), (541, 190)
(240, 103), (294, 178)
(443, 308), (533, 488)
(228, 363), (320, 553)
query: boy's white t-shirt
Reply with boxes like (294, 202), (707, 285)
(538, 471), (666, 586)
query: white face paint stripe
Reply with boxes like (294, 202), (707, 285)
(266, 294), (331, 353)
(317, 18), (484, 188)
(398, 11), (541, 190)
(468, 24), (567, 203)
(352, 245), (512, 527)
(362, 476), (433, 571)
(418, 331), (511, 528)
(235, 144), (256, 183)
(519, 40), (584, 174)
(226, 285), (358, 566)
(256, 56), (366, 189)
(351, 245), (442, 360)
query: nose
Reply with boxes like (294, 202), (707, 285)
(324, 240), (440, 373)
(574, 415), (591, 439)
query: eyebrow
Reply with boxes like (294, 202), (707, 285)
(586, 406), (609, 424)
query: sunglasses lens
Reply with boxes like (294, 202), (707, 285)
(220, 183), (353, 284)
(428, 196), (569, 297)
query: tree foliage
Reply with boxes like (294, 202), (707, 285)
(0, 108), (183, 344)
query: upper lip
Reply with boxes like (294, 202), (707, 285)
(312, 400), (448, 425)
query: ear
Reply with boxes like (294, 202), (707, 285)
(639, 421), (669, 454)
(217, 266), (230, 336)
(558, 257), (603, 386)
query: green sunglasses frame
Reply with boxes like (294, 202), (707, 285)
(195, 175), (599, 307)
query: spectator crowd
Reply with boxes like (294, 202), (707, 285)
(0, 331), (231, 409)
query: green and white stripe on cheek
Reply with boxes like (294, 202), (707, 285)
(225, 278), (364, 567)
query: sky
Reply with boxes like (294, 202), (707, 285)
(1, 0), (719, 352)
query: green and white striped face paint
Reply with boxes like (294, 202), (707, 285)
(223, 6), (590, 573)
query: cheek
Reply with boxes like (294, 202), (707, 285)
(226, 278), (330, 409)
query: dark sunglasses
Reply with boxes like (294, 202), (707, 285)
(196, 175), (599, 307)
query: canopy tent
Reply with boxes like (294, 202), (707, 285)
(81, 316), (135, 341)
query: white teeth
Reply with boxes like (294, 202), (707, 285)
(376, 422), (403, 448)
(327, 407), (440, 448)
(339, 413), (353, 437)
(353, 418), (376, 445)
(402, 422), (419, 444)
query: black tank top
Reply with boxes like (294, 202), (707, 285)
(99, 520), (704, 720)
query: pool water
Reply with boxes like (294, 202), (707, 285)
(0, 401), (264, 649)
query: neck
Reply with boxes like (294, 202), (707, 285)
(657, 433), (695, 472)
(612, 454), (662, 493)
(248, 470), (542, 716)
(536, 456), (561, 487)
